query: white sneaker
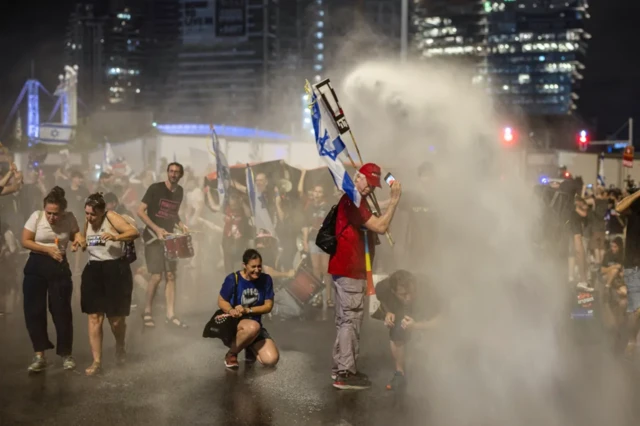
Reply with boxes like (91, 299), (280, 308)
(576, 282), (594, 293)
(62, 356), (76, 370)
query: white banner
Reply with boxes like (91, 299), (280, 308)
(39, 124), (73, 144)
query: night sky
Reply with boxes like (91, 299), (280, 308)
(0, 0), (638, 141)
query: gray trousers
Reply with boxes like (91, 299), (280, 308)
(332, 277), (366, 375)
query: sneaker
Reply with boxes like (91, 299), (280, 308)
(62, 356), (76, 370)
(385, 371), (406, 390)
(332, 371), (367, 381)
(225, 351), (239, 369)
(333, 371), (371, 390)
(577, 282), (595, 293)
(27, 355), (47, 373)
(245, 348), (257, 363)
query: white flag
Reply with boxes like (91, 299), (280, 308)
(309, 85), (361, 207)
(39, 123), (73, 144)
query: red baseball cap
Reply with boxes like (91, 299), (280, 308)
(359, 163), (382, 188)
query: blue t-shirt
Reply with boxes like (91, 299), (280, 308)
(219, 272), (275, 324)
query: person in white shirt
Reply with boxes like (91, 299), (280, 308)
(81, 193), (139, 376)
(20, 186), (84, 373)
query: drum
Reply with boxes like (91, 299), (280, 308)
(285, 266), (322, 305)
(164, 234), (195, 260)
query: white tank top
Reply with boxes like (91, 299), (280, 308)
(85, 215), (124, 262)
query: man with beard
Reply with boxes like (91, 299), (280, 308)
(137, 163), (188, 329)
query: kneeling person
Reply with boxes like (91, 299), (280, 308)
(374, 270), (441, 390)
(218, 249), (279, 369)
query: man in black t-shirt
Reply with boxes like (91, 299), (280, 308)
(137, 162), (188, 329)
(615, 189), (640, 356)
(373, 270), (441, 391)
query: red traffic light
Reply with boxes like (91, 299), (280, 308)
(578, 130), (589, 144)
(503, 127), (516, 145)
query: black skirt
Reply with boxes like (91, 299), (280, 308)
(81, 258), (133, 317)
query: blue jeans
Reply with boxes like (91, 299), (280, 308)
(624, 268), (640, 313)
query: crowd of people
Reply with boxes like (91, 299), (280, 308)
(545, 166), (640, 357)
(0, 153), (438, 392)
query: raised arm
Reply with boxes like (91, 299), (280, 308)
(363, 182), (402, 235)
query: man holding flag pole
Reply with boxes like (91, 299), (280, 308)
(307, 80), (403, 390)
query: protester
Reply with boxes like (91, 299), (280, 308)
(614, 189), (640, 357)
(81, 193), (140, 375)
(302, 184), (333, 308)
(329, 163), (402, 390)
(20, 187), (84, 372)
(568, 196), (593, 292)
(137, 162), (188, 329)
(373, 270), (442, 390)
(217, 249), (279, 369)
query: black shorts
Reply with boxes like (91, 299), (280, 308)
(81, 258), (133, 317)
(144, 241), (177, 275)
(223, 324), (273, 348)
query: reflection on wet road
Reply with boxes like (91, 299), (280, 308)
(1, 303), (639, 426)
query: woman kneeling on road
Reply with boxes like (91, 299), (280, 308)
(218, 249), (279, 369)
(81, 193), (139, 375)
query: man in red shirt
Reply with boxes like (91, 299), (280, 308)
(330, 163), (402, 390)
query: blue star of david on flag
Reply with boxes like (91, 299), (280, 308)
(309, 89), (361, 207)
(317, 129), (346, 161)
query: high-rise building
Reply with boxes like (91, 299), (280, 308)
(103, 7), (144, 108)
(65, 4), (106, 112)
(140, 0), (182, 120)
(162, 0), (278, 126)
(484, 0), (590, 115)
(412, 0), (590, 116)
(412, 0), (486, 63)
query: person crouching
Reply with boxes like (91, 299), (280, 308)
(81, 193), (140, 375)
(217, 249), (279, 369)
(373, 270), (441, 391)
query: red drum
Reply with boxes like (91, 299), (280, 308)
(286, 266), (322, 305)
(163, 234), (194, 260)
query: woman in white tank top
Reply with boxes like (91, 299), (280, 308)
(80, 193), (139, 376)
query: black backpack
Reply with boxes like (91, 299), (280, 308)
(315, 204), (343, 255)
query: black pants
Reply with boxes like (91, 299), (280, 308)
(23, 253), (73, 355)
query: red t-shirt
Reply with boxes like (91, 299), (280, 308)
(328, 194), (375, 280)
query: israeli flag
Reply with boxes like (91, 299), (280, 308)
(310, 91), (361, 207)
(39, 123), (73, 144)
(211, 126), (231, 208)
(246, 165), (276, 235)
(597, 153), (605, 187)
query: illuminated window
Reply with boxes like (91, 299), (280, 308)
(314, 64), (323, 71)
(518, 74), (530, 84)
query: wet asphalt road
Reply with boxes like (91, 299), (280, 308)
(0, 280), (422, 426)
(2, 281), (640, 426)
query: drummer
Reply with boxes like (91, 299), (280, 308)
(137, 162), (189, 329)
